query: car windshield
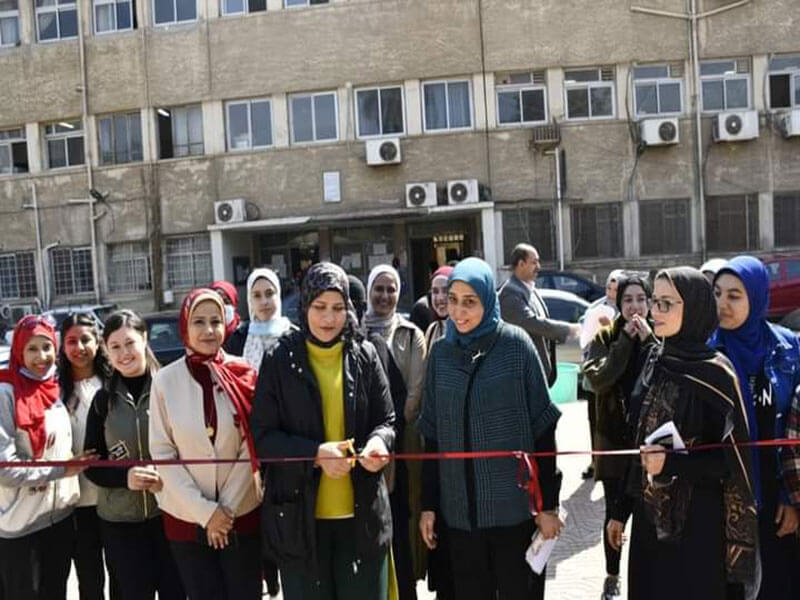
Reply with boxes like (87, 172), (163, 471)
(149, 321), (182, 350)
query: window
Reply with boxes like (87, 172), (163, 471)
(157, 105), (203, 158)
(285, 0), (328, 7)
(774, 192), (800, 247)
(496, 72), (547, 125)
(290, 91), (338, 143)
(226, 99), (272, 150)
(94, 0), (135, 33)
(422, 80), (472, 132)
(44, 120), (84, 169)
(564, 67), (615, 120)
(222, 0), (264, 15)
(501, 206), (554, 263)
(639, 198), (691, 255)
(107, 241), (151, 292)
(633, 64), (683, 117)
(355, 86), (404, 138)
(98, 112), (142, 165)
(165, 235), (211, 289)
(153, 0), (196, 25)
(0, 127), (28, 175)
(700, 59), (750, 112)
(571, 202), (623, 258)
(51, 247), (93, 297)
(706, 195), (759, 252)
(768, 55), (800, 110)
(0, 0), (19, 46)
(0, 251), (37, 299)
(36, 0), (77, 41)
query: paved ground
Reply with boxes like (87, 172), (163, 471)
(68, 399), (622, 599)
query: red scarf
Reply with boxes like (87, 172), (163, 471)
(210, 280), (241, 339)
(179, 290), (262, 498)
(0, 316), (60, 459)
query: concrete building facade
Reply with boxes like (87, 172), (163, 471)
(0, 0), (799, 315)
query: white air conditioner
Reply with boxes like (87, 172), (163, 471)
(447, 179), (479, 205)
(712, 110), (759, 142)
(640, 118), (679, 146)
(366, 138), (402, 166)
(405, 182), (437, 208)
(780, 109), (800, 138)
(214, 199), (246, 224)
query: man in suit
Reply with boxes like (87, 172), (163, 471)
(498, 243), (580, 387)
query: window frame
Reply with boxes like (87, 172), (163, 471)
(563, 68), (616, 121)
(289, 90), (340, 145)
(0, 1), (20, 47)
(97, 111), (143, 166)
(157, 104), (204, 158)
(43, 120), (85, 170)
(0, 251), (37, 300)
(767, 55), (800, 110)
(164, 234), (212, 290)
(354, 84), (406, 139)
(421, 78), (474, 133)
(93, 0), (135, 35)
(501, 206), (554, 263)
(773, 192), (800, 248)
(284, 0), (329, 8)
(705, 194), (760, 252)
(152, 0), (196, 26)
(638, 198), (692, 256)
(700, 59), (751, 113)
(495, 78), (548, 127)
(0, 126), (28, 176)
(570, 202), (624, 259)
(632, 65), (683, 117)
(106, 241), (152, 293)
(221, 0), (266, 16)
(50, 246), (94, 297)
(35, 0), (78, 42)
(225, 98), (274, 151)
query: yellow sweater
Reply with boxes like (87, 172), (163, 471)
(306, 341), (355, 519)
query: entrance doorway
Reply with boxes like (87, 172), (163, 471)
(409, 230), (468, 301)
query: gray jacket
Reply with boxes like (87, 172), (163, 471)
(498, 275), (571, 385)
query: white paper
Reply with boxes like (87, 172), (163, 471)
(270, 255), (287, 278)
(644, 420), (686, 452)
(349, 253), (362, 269)
(323, 171), (341, 203)
(579, 303), (617, 349)
(525, 507), (568, 575)
(368, 254), (392, 271)
(373, 243), (387, 255)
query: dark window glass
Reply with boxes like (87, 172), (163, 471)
(770, 74), (791, 109)
(567, 88), (588, 118)
(706, 195), (759, 252)
(639, 199), (691, 255)
(521, 89), (545, 122)
(357, 90), (379, 136)
(774, 193), (800, 247)
(502, 207), (554, 263)
(380, 87), (403, 134)
(571, 203), (623, 258)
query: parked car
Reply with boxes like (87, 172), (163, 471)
(0, 344), (9, 369)
(143, 312), (184, 366)
(43, 304), (117, 330)
(538, 289), (590, 364)
(781, 308), (800, 334)
(764, 255), (800, 318)
(536, 271), (605, 303)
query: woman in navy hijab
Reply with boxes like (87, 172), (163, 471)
(711, 255), (800, 600)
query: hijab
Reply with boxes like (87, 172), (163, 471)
(210, 280), (241, 339)
(347, 275), (367, 322)
(430, 265), (454, 321)
(444, 257), (501, 348)
(178, 289), (261, 496)
(364, 264), (401, 337)
(243, 268), (292, 370)
(613, 274), (653, 399)
(0, 315), (60, 459)
(657, 266), (718, 361)
(301, 262), (359, 347)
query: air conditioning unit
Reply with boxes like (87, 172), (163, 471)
(447, 179), (479, 205)
(214, 199), (246, 224)
(640, 118), (679, 146)
(780, 109), (800, 138)
(405, 182), (437, 208)
(712, 110), (759, 142)
(366, 138), (401, 166)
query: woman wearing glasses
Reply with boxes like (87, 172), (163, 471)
(710, 256), (800, 600)
(624, 267), (758, 600)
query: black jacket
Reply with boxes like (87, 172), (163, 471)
(223, 322), (249, 356)
(250, 329), (396, 574)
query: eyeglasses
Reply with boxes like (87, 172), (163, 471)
(651, 299), (683, 313)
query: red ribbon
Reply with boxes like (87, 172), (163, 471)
(516, 451), (544, 516)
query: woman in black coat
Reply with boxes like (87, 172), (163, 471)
(250, 262), (396, 600)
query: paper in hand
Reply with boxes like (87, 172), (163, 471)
(644, 420), (686, 453)
(525, 507), (568, 575)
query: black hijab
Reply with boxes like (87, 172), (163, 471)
(657, 266), (718, 361)
(300, 262), (360, 347)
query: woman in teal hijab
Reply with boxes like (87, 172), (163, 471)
(418, 258), (563, 600)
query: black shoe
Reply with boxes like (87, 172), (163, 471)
(581, 465), (595, 480)
(601, 575), (621, 599)
(267, 581), (280, 597)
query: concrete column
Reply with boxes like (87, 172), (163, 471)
(85, 115), (99, 168)
(472, 73), (487, 130)
(266, 0), (282, 10)
(272, 93), (289, 147)
(561, 203), (573, 263)
(206, 0), (222, 19)
(210, 229), (229, 281)
(19, 0), (35, 44)
(615, 64), (630, 121)
(493, 208), (505, 265)
(140, 108), (155, 161)
(691, 195), (701, 253)
(759, 191), (774, 250)
(338, 85), (353, 141)
(404, 79), (422, 136)
(624, 199), (640, 258)
(546, 68), (564, 121)
(481, 207), (498, 273)
(202, 100), (226, 155)
(139, 0), (151, 27)
(25, 123), (43, 173)
(78, 0), (92, 38)
(752, 55), (768, 112)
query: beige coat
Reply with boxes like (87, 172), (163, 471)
(149, 355), (260, 527)
(386, 316), (427, 424)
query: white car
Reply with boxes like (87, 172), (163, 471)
(538, 289), (590, 364)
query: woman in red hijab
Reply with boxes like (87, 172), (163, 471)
(0, 315), (92, 599)
(210, 280), (241, 340)
(149, 289), (264, 600)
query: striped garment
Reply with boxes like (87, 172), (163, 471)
(784, 387), (800, 506)
(418, 321), (560, 531)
